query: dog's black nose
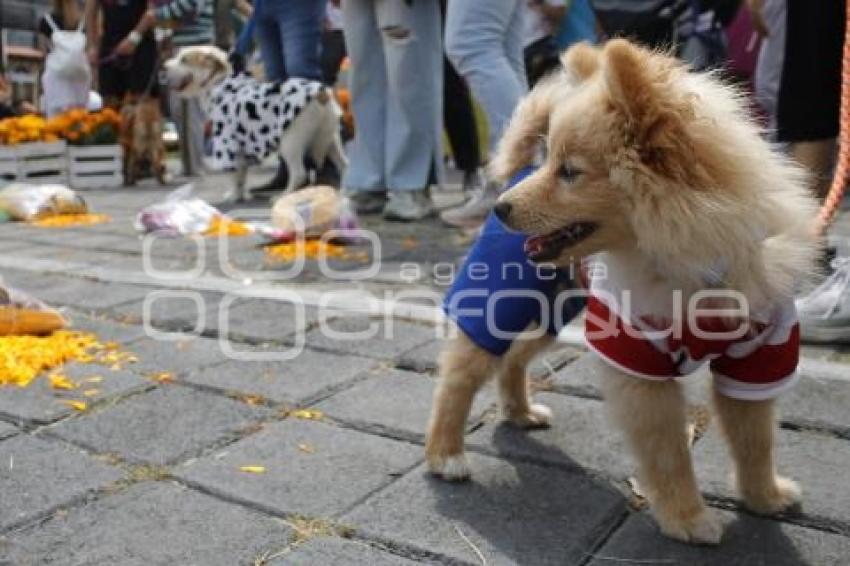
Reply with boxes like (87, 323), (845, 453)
(493, 201), (512, 222)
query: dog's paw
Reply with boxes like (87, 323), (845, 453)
(656, 507), (723, 546)
(742, 476), (802, 516)
(508, 403), (553, 429)
(427, 453), (471, 482)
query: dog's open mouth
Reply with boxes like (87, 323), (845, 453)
(175, 74), (193, 92)
(524, 222), (597, 262)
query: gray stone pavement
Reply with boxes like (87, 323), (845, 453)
(0, 170), (848, 565)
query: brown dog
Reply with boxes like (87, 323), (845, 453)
(121, 95), (166, 186)
(427, 40), (819, 545)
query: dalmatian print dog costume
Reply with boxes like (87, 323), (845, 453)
(165, 46), (347, 200)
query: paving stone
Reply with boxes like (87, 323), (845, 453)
(209, 297), (321, 342)
(184, 349), (376, 405)
(110, 291), (222, 333)
(2, 482), (292, 566)
(548, 352), (604, 398)
(123, 335), (231, 375)
(79, 250), (202, 275)
(316, 368), (496, 441)
(779, 374), (850, 438)
(280, 537), (421, 565)
(0, 435), (122, 530)
(588, 509), (850, 566)
(64, 311), (146, 344)
(177, 419), (422, 517)
(395, 339), (443, 373)
(343, 454), (626, 566)
(0, 363), (148, 425)
(468, 392), (633, 479)
(52, 386), (268, 465)
(304, 316), (436, 359)
(0, 421), (19, 440)
(12, 275), (150, 311)
(694, 426), (850, 525)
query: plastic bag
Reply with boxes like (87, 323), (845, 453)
(134, 184), (221, 236)
(0, 183), (87, 221)
(0, 281), (67, 336)
(268, 185), (359, 242)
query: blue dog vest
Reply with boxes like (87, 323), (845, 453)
(443, 167), (586, 355)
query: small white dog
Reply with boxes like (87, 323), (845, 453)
(164, 46), (347, 200)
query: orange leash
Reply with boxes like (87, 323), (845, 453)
(817, 0), (850, 235)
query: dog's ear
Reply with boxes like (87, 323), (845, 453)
(603, 39), (666, 129)
(489, 79), (561, 182)
(560, 42), (600, 83)
(603, 39), (697, 180)
(204, 50), (229, 76)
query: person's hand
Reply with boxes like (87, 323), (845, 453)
(114, 38), (137, 57)
(746, 0), (769, 38)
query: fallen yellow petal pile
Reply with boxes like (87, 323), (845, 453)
(265, 240), (354, 262)
(0, 330), (135, 388)
(203, 216), (253, 237)
(31, 213), (111, 228)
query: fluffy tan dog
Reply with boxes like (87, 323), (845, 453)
(427, 40), (819, 545)
(121, 95), (166, 186)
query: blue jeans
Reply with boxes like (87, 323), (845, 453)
(445, 0), (527, 153)
(341, 0), (443, 193)
(256, 0), (325, 81)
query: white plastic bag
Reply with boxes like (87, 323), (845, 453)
(0, 183), (87, 221)
(134, 184), (221, 236)
(269, 185), (359, 242)
(43, 14), (90, 81)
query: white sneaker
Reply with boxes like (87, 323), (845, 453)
(796, 257), (850, 343)
(383, 190), (435, 222)
(440, 180), (500, 229)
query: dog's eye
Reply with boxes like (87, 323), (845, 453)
(559, 165), (581, 183)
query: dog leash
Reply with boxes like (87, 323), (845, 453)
(817, 0), (850, 235)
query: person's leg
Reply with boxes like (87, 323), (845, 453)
(441, 0), (525, 228)
(443, 56), (481, 178)
(321, 29), (346, 85)
(250, 7), (289, 190)
(187, 96), (208, 176)
(254, 4), (286, 82)
(376, 0), (442, 221)
(445, 0), (526, 153)
(341, 0), (389, 206)
(441, 0), (480, 183)
(169, 88), (193, 177)
(503, 2), (529, 93)
(275, 0), (325, 81)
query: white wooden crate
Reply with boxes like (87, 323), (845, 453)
(14, 141), (68, 185)
(68, 144), (123, 189)
(0, 146), (17, 183)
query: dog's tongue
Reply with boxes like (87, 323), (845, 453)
(524, 235), (547, 257)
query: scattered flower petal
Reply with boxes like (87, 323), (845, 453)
(48, 373), (77, 390)
(290, 409), (323, 420)
(59, 400), (87, 411)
